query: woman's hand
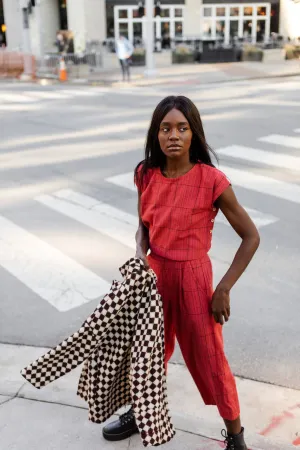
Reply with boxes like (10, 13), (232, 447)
(211, 285), (231, 325)
(135, 248), (150, 271)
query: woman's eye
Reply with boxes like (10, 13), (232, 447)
(162, 128), (169, 132)
(179, 127), (188, 132)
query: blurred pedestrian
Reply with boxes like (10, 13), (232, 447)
(102, 96), (260, 450)
(55, 31), (66, 54)
(115, 35), (134, 82)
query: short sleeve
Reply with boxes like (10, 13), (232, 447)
(212, 169), (231, 204)
(134, 164), (153, 194)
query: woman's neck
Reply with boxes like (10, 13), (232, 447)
(164, 156), (194, 174)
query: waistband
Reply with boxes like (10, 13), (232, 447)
(148, 251), (210, 266)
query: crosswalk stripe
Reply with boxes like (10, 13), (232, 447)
(217, 207), (278, 228)
(35, 189), (138, 249)
(0, 215), (110, 312)
(56, 89), (102, 97)
(218, 145), (300, 171)
(24, 91), (72, 100)
(0, 93), (36, 103)
(105, 173), (279, 228)
(295, 129), (300, 133)
(258, 134), (300, 149)
(220, 165), (300, 204)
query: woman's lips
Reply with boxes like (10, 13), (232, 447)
(168, 145), (181, 150)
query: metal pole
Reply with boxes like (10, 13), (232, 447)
(21, 5), (33, 79)
(144, 0), (156, 77)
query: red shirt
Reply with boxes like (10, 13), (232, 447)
(136, 163), (230, 261)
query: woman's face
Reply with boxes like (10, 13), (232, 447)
(158, 108), (193, 160)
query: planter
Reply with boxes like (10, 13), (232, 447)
(172, 52), (195, 64)
(131, 54), (145, 66)
(200, 48), (238, 63)
(263, 48), (285, 62)
(284, 45), (300, 60)
(242, 52), (263, 62)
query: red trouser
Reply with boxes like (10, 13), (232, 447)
(148, 252), (240, 421)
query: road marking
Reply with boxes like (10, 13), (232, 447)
(258, 134), (300, 149)
(0, 93), (37, 103)
(217, 207), (278, 229)
(0, 215), (110, 312)
(106, 172), (136, 192)
(105, 173), (278, 228)
(35, 189), (138, 249)
(220, 165), (300, 204)
(25, 90), (72, 100)
(218, 145), (300, 171)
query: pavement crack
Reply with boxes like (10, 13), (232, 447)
(0, 382), (27, 406)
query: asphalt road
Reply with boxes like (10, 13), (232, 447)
(0, 76), (299, 390)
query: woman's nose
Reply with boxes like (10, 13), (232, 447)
(169, 128), (179, 139)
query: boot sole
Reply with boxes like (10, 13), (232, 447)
(102, 427), (139, 442)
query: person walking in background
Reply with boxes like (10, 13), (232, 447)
(102, 96), (260, 450)
(115, 35), (134, 82)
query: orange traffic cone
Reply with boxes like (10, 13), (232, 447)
(59, 57), (68, 82)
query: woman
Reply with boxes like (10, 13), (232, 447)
(102, 96), (260, 449)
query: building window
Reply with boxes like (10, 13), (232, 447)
(256, 19), (266, 41)
(203, 20), (213, 37)
(243, 19), (252, 38)
(229, 20), (239, 38)
(175, 21), (183, 37)
(118, 9), (128, 19)
(216, 20), (225, 37)
(257, 6), (267, 16)
(114, 5), (184, 43)
(201, 3), (270, 44)
(175, 8), (183, 18)
(216, 7), (226, 17)
(243, 7), (253, 16)
(119, 22), (129, 38)
(204, 7), (212, 17)
(160, 9), (170, 18)
(230, 7), (239, 17)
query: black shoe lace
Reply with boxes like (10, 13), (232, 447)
(221, 429), (235, 450)
(120, 408), (134, 426)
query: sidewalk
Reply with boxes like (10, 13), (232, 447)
(1, 343), (299, 449)
(72, 59), (300, 87)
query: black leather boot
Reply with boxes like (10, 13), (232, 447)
(102, 407), (139, 441)
(222, 427), (248, 450)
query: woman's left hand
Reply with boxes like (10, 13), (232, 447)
(211, 286), (231, 325)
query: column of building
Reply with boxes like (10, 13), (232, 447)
(183, 0), (202, 38)
(66, 0), (106, 53)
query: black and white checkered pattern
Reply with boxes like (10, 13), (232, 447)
(21, 258), (175, 447)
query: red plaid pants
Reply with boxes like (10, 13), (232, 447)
(148, 252), (240, 421)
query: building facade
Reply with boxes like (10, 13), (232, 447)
(1, 0), (298, 55)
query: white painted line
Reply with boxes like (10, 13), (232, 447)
(0, 93), (36, 103)
(220, 165), (300, 204)
(105, 172), (279, 228)
(218, 145), (300, 171)
(35, 189), (138, 249)
(57, 89), (102, 97)
(294, 129), (300, 133)
(258, 134), (300, 149)
(217, 207), (278, 229)
(25, 91), (71, 100)
(106, 172), (136, 192)
(0, 215), (110, 312)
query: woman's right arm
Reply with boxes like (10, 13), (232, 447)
(135, 191), (150, 269)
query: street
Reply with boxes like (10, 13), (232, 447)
(0, 75), (300, 395)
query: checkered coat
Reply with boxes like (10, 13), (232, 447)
(21, 258), (175, 447)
